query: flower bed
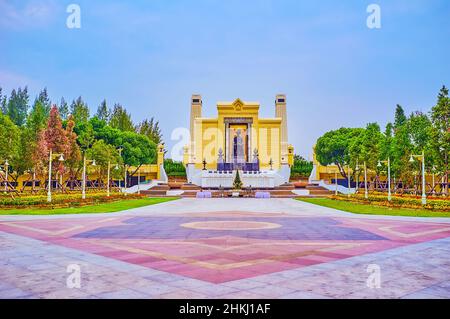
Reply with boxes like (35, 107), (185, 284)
(0, 193), (145, 209)
(333, 194), (450, 212)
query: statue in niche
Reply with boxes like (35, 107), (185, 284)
(253, 148), (259, 163)
(217, 148), (224, 163)
(233, 129), (245, 164)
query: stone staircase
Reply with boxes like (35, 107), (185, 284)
(141, 183), (170, 196)
(180, 183), (202, 198)
(269, 183), (297, 198)
(304, 183), (334, 197)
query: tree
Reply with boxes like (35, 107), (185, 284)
(394, 104), (407, 129)
(359, 123), (382, 170)
(87, 140), (122, 180)
(408, 112), (432, 154)
(430, 85), (450, 193)
(233, 170), (243, 190)
(64, 115), (82, 177)
(290, 155), (313, 178)
(35, 106), (69, 175)
(92, 118), (157, 175)
(315, 127), (364, 178)
(6, 87), (29, 126)
(96, 99), (110, 122)
(164, 159), (186, 177)
(70, 96), (90, 124)
(137, 117), (163, 144)
(0, 113), (20, 167)
(35, 88), (51, 116)
(0, 87), (6, 114)
(58, 97), (69, 120)
(16, 99), (50, 176)
(109, 103), (134, 132)
(380, 123), (394, 161)
(391, 109), (413, 180)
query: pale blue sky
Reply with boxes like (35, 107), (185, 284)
(1, 0), (449, 159)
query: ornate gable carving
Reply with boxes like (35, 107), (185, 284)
(232, 98), (244, 111)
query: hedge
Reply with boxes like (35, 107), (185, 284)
(0, 193), (145, 209)
(333, 193), (450, 211)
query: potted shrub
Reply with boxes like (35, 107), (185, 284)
(232, 170), (243, 197)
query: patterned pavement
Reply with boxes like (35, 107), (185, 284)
(0, 198), (450, 299)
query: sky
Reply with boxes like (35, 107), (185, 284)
(1, 0), (449, 160)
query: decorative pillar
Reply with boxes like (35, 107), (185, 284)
(157, 143), (164, 180)
(275, 94), (288, 164)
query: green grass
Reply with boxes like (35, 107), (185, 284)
(0, 197), (178, 215)
(297, 198), (450, 218)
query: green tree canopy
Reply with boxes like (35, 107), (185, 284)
(315, 127), (364, 178)
(70, 96), (90, 124)
(6, 87), (29, 126)
(137, 117), (163, 144)
(96, 99), (110, 122)
(109, 103), (135, 132)
(0, 113), (20, 167)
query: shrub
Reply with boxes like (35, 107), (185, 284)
(333, 193), (450, 211)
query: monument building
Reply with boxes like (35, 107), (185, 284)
(183, 94), (294, 188)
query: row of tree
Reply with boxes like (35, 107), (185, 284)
(315, 86), (450, 185)
(0, 86), (163, 183)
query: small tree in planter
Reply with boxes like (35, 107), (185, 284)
(233, 170), (243, 190)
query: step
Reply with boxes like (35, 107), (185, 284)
(275, 183), (295, 191)
(181, 183), (202, 191)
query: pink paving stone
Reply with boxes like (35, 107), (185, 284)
(1, 213), (450, 283)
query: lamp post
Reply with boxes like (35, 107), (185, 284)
(106, 162), (120, 197)
(82, 154), (96, 200)
(122, 164), (128, 196)
(364, 161), (368, 199)
(335, 171), (338, 196)
(347, 164), (351, 198)
(377, 157), (391, 201)
(3, 160), (9, 192)
(137, 165), (141, 195)
(431, 166), (436, 196)
(410, 150), (426, 205)
(47, 150), (65, 203)
(355, 160), (359, 193)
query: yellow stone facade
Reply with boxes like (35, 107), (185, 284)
(183, 95), (293, 171)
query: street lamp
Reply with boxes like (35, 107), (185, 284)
(364, 161), (368, 199)
(47, 150), (65, 203)
(107, 161), (120, 197)
(335, 170), (338, 196)
(2, 160), (9, 192)
(347, 163), (351, 198)
(377, 157), (391, 201)
(82, 154), (96, 200)
(409, 150), (426, 205)
(431, 166), (436, 196)
(355, 160), (360, 193)
(137, 165), (141, 195)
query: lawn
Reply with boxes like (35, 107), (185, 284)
(0, 197), (178, 215)
(297, 198), (450, 218)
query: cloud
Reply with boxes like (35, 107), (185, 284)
(0, 0), (59, 29)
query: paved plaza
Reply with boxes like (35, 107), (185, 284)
(0, 198), (450, 299)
